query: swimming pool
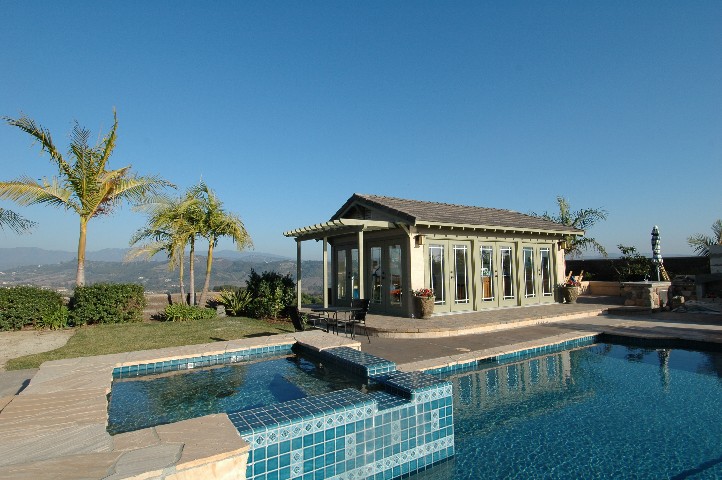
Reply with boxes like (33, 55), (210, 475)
(108, 352), (367, 435)
(417, 339), (722, 479)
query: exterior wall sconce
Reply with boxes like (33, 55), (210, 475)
(558, 239), (569, 251)
(415, 235), (425, 246)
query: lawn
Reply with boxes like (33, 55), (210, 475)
(6, 316), (295, 370)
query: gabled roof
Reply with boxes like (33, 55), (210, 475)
(332, 193), (583, 235)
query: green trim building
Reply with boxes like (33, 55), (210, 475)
(284, 194), (583, 317)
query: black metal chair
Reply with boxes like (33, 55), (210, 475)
(349, 298), (371, 342)
(289, 306), (306, 332)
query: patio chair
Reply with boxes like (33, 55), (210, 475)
(349, 298), (371, 342)
(289, 307), (306, 332)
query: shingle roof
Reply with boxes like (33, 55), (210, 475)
(333, 193), (583, 234)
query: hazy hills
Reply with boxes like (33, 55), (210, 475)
(0, 248), (323, 293)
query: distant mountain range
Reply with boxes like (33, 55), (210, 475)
(0, 248), (323, 294)
(0, 247), (290, 270)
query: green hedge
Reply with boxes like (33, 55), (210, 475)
(70, 283), (146, 325)
(163, 304), (217, 322)
(0, 286), (66, 331)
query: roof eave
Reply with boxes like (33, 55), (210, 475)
(414, 221), (584, 236)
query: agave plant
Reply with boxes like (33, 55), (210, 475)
(216, 289), (252, 316)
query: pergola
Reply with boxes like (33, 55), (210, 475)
(283, 219), (396, 308)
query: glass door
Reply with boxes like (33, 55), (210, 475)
(427, 240), (473, 313)
(520, 244), (556, 305)
(480, 243), (517, 308)
(367, 242), (404, 314)
(335, 247), (359, 305)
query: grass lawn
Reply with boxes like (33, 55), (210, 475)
(6, 316), (295, 370)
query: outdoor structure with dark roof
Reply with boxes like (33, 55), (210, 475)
(285, 194), (584, 317)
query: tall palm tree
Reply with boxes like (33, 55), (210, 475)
(128, 226), (187, 302)
(687, 219), (722, 256)
(530, 196), (608, 258)
(0, 207), (35, 234)
(191, 182), (252, 306)
(1, 111), (172, 285)
(130, 192), (202, 304)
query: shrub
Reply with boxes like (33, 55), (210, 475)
(163, 304), (216, 322)
(301, 292), (323, 304)
(216, 289), (253, 316)
(0, 286), (65, 331)
(37, 305), (70, 330)
(614, 245), (652, 282)
(245, 270), (295, 319)
(70, 283), (146, 325)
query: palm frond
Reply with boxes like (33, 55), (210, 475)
(5, 115), (74, 178)
(0, 208), (36, 234)
(0, 177), (76, 211)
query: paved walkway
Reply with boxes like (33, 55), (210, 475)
(361, 296), (620, 337)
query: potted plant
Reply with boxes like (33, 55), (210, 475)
(412, 288), (435, 318)
(559, 273), (582, 304)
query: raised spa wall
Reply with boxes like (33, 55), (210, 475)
(229, 346), (454, 480)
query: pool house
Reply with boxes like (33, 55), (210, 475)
(284, 194), (583, 317)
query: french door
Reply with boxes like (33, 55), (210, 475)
(427, 240), (473, 314)
(335, 247), (359, 305)
(522, 244), (555, 304)
(368, 242), (404, 315)
(479, 243), (518, 308)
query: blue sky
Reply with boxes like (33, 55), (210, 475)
(1, 1), (720, 260)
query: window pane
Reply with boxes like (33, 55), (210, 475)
(370, 247), (382, 304)
(389, 244), (402, 305)
(337, 250), (346, 299)
(524, 247), (535, 298)
(454, 245), (469, 304)
(501, 247), (515, 299)
(480, 246), (494, 301)
(540, 248), (552, 296)
(429, 244), (445, 305)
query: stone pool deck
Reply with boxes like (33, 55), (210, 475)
(1, 297), (721, 479)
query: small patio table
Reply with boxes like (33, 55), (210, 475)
(310, 306), (362, 335)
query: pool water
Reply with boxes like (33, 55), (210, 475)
(107, 354), (366, 435)
(417, 342), (722, 479)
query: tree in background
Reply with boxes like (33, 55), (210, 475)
(0, 208), (35, 234)
(1, 111), (172, 285)
(192, 182), (252, 307)
(130, 192), (202, 304)
(687, 219), (722, 256)
(530, 196), (608, 258)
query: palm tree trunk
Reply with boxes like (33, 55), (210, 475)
(76, 217), (88, 286)
(199, 240), (215, 307)
(178, 250), (186, 304)
(189, 237), (196, 305)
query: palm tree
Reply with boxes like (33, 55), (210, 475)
(191, 182), (252, 306)
(530, 196), (608, 258)
(130, 192), (202, 304)
(0, 208), (35, 234)
(1, 111), (172, 285)
(687, 219), (722, 256)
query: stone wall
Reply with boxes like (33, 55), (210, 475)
(621, 281), (670, 309)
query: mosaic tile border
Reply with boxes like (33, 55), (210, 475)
(112, 343), (295, 379)
(422, 335), (599, 375)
